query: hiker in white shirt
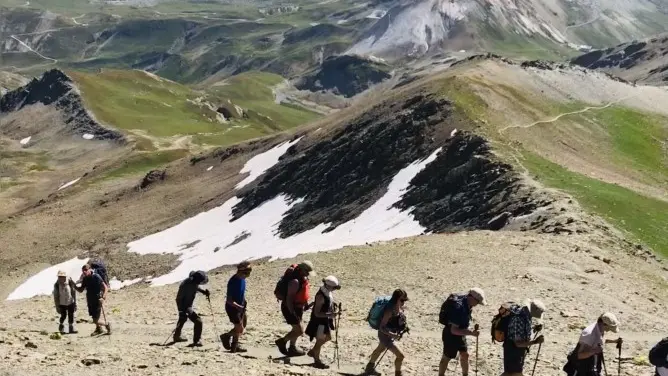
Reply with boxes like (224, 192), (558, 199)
(575, 312), (623, 376)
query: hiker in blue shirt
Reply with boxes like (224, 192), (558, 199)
(221, 262), (252, 353)
(75, 264), (110, 336)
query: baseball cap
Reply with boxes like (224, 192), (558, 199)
(601, 312), (620, 333)
(298, 261), (316, 277)
(57, 270), (67, 277)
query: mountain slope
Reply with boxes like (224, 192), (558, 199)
(345, 0), (668, 60)
(571, 33), (668, 85)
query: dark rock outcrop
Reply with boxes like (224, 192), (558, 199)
(0, 69), (124, 142)
(295, 55), (391, 98)
(231, 92), (550, 238)
(138, 169), (166, 190)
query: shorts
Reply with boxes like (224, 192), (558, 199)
(442, 327), (468, 359)
(378, 331), (397, 351)
(281, 303), (304, 326)
(225, 303), (244, 325)
(87, 300), (101, 321)
(503, 342), (527, 373)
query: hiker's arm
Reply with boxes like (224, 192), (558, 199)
(285, 279), (300, 314)
(450, 324), (476, 336)
(577, 343), (602, 359)
(605, 338), (622, 344)
(379, 310), (398, 338)
(53, 286), (60, 311)
(312, 293), (328, 318)
(74, 282), (85, 293)
(101, 281), (108, 299)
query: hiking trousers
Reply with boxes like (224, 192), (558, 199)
(175, 309), (202, 343)
(59, 304), (75, 325)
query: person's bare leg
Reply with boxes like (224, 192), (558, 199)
(285, 324), (304, 348)
(310, 335), (330, 363)
(460, 352), (470, 375)
(368, 343), (386, 364)
(439, 355), (452, 376)
(388, 344), (405, 375)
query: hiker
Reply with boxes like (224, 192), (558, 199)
(274, 261), (316, 356)
(221, 262), (252, 353)
(75, 264), (110, 336)
(365, 289), (409, 376)
(438, 288), (487, 376)
(568, 313), (622, 376)
(499, 299), (546, 376)
(52, 271), (78, 334)
(174, 270), (210, 347)
(305, 275), (341, 369)
(649, 337), (668, 376)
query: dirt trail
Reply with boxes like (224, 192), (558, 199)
(498, 93), (638, 133)
(0, 230), (665, 375)
(8, 35), (58, 63)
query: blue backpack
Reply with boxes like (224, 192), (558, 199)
(367, 296), (391, 329)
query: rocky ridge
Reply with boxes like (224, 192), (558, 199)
(0, 69), (125, 142)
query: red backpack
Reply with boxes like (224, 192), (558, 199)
(273, 264), (301, 301)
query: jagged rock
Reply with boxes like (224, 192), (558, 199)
(0, 69), (124, 142)
(25, 342), (37, 349)
(138, 170), (166, 190)
(487, 212), (512, 231)
(82, 358), (102, 366)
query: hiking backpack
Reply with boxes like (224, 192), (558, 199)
(649, 337), (668, 367)
(439, 293), (459, 326)
(490, 302), (522, 343)
(90, 260), (109, 285)
(366, 296), (392, 330)
(273, 264), (301, 301)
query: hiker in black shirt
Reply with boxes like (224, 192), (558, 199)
(305, 275), (341, 369)
(174, 270), (210, 347)
(75, 264), (110, 336)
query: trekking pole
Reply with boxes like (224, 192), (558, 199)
(530, 341), (542, 376)
(162, 327), (177, 346)
(335, 302), (342, 369)
(100, 304), (111, 341)
(601, 353), (609, 376)
(207, 297), (223, 347)
(616, 340), (622, 376)
(475, 324), (480, 376)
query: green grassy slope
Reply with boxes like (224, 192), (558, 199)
(68, 69), (320, 147)
(433, 76), (668, 256)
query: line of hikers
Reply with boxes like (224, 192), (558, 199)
(53, 260), (667, 376)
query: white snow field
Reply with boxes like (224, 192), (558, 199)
(235, 137), (303, 189)
(6, 257), (89, 301)
(127, 148), (443, 286)
(20, 136), (32, 145)
(108, 277), (143, 290)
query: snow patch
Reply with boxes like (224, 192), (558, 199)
(6, 257), (90, 301)
(127, 148), (441, 286)
(236, 138), (303, 189)
(108, 277), (143, 290)
(234, 105), (244, 117)
(20, 136), (32, 145)
(58, 178), (81, 191)
(366, 9), (387, 19)
(207, 166), (213, 171)
(82, 133), (94, 140)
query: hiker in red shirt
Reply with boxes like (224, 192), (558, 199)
(274, 261), (316, 356)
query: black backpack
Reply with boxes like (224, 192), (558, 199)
(439, 294), (460, 326)
(491, 302), (522, 343)
(273, 264), (302, 301)
(649, 337), (668, 367)
(90, 260), (109, 285)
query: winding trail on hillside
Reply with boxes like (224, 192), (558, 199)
(8, 35), (58, 63)
(498, 93), (638, 133)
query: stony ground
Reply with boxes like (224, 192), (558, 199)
(1, 229), (665, 376)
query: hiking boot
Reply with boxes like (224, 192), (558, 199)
(220, 333), (232, 350)
(307, 349), (315, 358)
(275, 338), (288, 355)
(69, 325), (78, 334)
(364, 363), (381, 376)
(173, 336), (188, 343)
(58, 324), (65, 334)
(230, 343), (247, 353)
(91, 327), (104, 336)
(313, 361), (330, 369)
(187, 341), (203, 348)
(288, 346), (305, 357)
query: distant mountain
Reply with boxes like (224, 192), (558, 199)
(571, 33), (668, 85)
